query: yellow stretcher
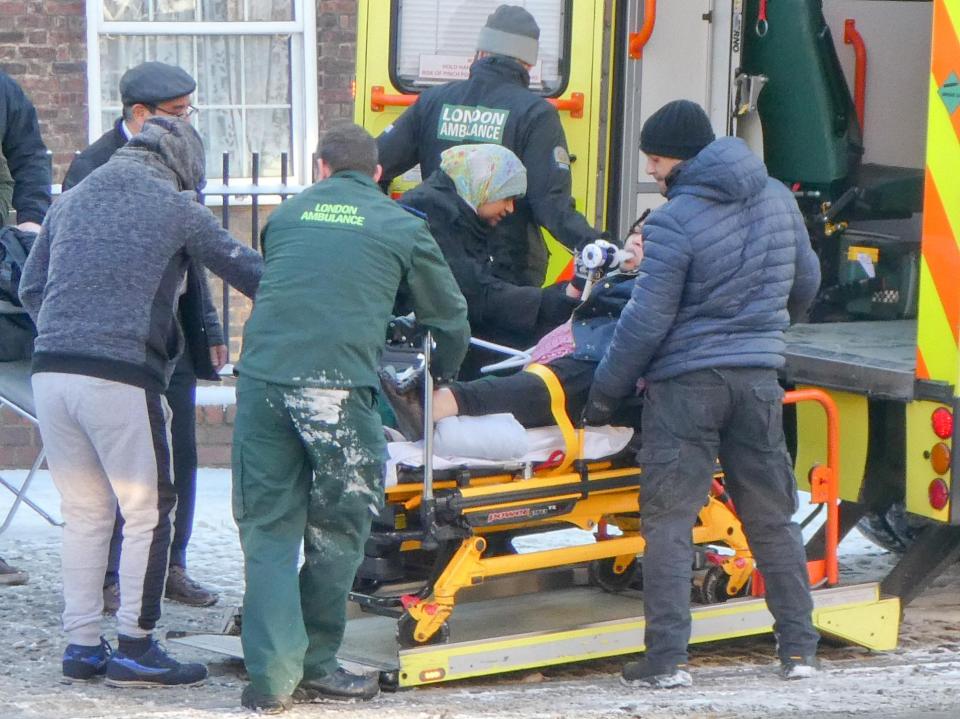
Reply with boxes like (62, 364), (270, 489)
(354, 360), (835, 648)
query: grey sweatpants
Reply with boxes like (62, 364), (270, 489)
(32, 372), (177, 646)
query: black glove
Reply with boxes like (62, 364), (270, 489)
(581, 384), (620, 426)
(537, 283), (578, 327)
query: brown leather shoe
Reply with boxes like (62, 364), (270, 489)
(378, 367), (425, 441)
(165, 566), (219, 607)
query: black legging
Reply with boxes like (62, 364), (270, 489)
(448, 356), (598, 428)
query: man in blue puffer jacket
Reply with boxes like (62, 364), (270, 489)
(583, 100), (822, 688)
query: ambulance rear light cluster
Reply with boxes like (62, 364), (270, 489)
(931, 407), (953, 439)
(928, 407), (954, 511)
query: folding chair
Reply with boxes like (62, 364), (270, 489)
(0, 359), (61, 535)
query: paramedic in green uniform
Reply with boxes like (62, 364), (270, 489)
(232, 123), (470, 713)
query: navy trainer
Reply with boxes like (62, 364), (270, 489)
(105, 637), (207, 688)
(62, 637), (112, 681)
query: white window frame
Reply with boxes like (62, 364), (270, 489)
(85, 1), (318, 186)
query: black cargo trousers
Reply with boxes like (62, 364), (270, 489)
(637, 367), (819, 668)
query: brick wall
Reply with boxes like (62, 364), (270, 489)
(0, 0), (88, 181)
(317, 0), (359, 130)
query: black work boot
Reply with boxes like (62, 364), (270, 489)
(378, 367), (425, 441)
(293, 667), (380, 703)
(165, 565), (219, 607)
(241, 684), (293, 714)
(620, 659), (693, 688)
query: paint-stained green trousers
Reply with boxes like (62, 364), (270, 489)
(232, 375), (385, 697)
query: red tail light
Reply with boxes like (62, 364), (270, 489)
(932, 407), (954, 439)
(929, 478), (950, 510)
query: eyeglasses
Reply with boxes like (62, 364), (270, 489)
(628, 208), (651, 235)
(150, 104), (198, 120)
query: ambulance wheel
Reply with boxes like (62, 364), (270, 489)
(696, 565), (744, 605)
(396, 613), (450, 649)
(588, 557), (640, 593)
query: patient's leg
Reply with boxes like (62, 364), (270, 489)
(442, 358), (597, 428)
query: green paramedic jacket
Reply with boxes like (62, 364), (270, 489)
(237, 170), (470, 389)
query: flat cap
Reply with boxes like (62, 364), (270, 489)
(119, 62), (196, 106)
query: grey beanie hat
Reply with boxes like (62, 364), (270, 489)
(476, 5), (540, 66)
(127, 116), (206, 191)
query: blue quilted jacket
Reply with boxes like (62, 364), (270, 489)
(592, 137), (820, 397)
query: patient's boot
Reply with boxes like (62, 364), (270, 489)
(378, 367), (425, 441)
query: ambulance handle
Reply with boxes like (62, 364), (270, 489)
(628, 0), (658, 59)
(370, 86), (585, 118)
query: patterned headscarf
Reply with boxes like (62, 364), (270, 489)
(439, 144), (527, 212)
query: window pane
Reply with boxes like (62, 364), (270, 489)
(100, 33), (293, 179)
(155, 0), (199, 21)
(395, 0), (567, 94)
(102, 0), (293, 22)
(246, 108), (292, 177)
(199, 108), (245, 177)
(103, 0), (148, 21)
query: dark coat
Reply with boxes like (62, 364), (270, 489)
(0, 71), (51, 225)
(61, 118), (225, 381)
(400, 170), (575, 347)
(378, 56), (599, 287)
(593, 137), (822, 397)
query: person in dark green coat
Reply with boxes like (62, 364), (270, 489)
(233, 123), (470, 713)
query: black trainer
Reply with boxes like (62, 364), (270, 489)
(292, 667), (380, 702)
(241, 684), (293, 714)
(62, 637), (112, 681)
(105, 636), (208, 687)
(377, 367), (425, 441)
(620, 659), (693, 688)
(780, 654), (820, 680)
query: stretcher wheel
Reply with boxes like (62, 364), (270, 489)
(695, 564), (745, 604)
(396, 613), (450, 649)
(588, 557), (640, 593)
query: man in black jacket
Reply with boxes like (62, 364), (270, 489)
(0, 70), (50, 233)
(377, 4), (600, 288)
(1, 70), (50, 587)
(62, 62), (223, 609)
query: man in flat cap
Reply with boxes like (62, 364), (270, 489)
(377, 4), (600, 299)
(62, 61), (224, 612)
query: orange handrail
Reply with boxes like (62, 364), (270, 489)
(843, 19), (867, 131)
(782, 388), (841, 587)
(370, 86), (585, 118)
(628, 0), (657, 60)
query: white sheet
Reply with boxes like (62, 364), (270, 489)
(386, 425), (635, 487)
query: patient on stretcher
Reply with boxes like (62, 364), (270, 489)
(380, 232), (645, 450)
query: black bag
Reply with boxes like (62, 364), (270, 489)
(0, 226), (37, 361)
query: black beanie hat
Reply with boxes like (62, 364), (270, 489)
(640, 100), (716, 160)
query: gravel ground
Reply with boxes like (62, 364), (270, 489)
(2, 469), (959, 719)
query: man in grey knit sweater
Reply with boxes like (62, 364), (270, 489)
(19, 117), (263, 687)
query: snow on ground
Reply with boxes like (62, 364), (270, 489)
(2, 469), (960, 718)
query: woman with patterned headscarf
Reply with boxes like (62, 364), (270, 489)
(400, 144), (578, 379)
